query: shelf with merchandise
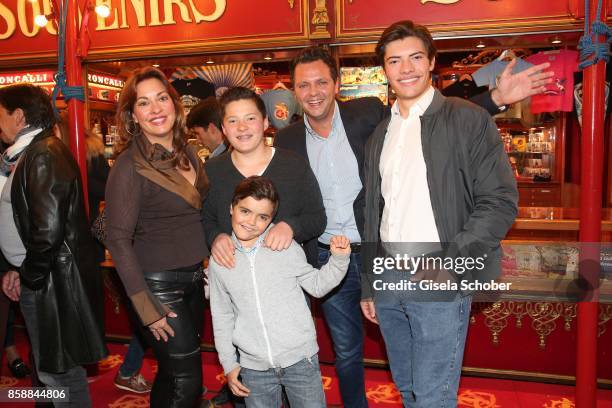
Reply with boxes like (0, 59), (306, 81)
(499, 125), (556, 181)
(497, 113), (568, 208)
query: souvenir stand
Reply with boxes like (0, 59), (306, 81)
(0, 0), (610, 403)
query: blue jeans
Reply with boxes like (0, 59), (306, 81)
(318, 249), (367, 408)
(374, 281), (472, 408)
(118, 335), (146, 378)
(240, 355), (325, 408)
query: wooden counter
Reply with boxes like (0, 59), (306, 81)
(512, 207), (612, 231)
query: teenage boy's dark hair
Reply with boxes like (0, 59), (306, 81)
(290, 46), (339, 83)
(0, 84), (57, 130)
(232, 176), (280, 215)
(186, 97), (222, 130)
(375, 20), (437, 65)
(219, 87), (267, 120)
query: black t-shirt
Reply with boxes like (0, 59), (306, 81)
(442, 78), (489, 100)
(170, 78), (216, 113)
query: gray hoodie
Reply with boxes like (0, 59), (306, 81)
(209, 230), (349, 374)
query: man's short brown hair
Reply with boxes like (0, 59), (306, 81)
(375, 20), (437, 64)
(290, 46), (339, 83)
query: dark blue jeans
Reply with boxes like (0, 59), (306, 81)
(318, 249), (367, 408)
(118, 335), (146, 378)
(374, 280), (472, 408)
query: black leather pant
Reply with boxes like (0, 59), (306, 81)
(143, 276), (204, 408)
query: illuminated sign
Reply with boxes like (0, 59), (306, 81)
(0, 69), (124, 101)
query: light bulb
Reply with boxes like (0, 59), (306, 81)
(95, 4), (111, 18)
(34, 14), (48, 27)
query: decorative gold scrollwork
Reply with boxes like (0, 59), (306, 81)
(508, 301), (527, 329)
(109, 395), (150, 408)
(457, 390), (500, 407)
(321, 376), (333, 390)
(310, 0), (331, 39)
(454, 49), (532, 68)
(482, 302), (511, 345)
(543, 397), (575, 408)
(0, 376), (19, 388)
(288, 0), (294, 8)
(469, 302), (487, 325)
(599, 304), (612, 337)
(366, 384), (402, 404)
(98, 354), (124, 371)
(526, 302), (562, 349)
(562, 303), (577, 331)
(474, 301), (609, 347)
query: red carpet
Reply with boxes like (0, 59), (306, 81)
(1, 340), (612, 407)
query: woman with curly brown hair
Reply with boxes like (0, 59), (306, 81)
(104, 67), (208, 408)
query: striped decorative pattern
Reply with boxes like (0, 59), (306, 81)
(171, 64), (254, 97)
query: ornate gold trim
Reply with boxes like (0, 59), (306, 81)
(562, 303), (577, 331)
(91, 0), (310, 60)
(1, 1), (311, 66)
(599, 304), (612, 337)
(509, 301), (528, 329)
(452, 49), (532, 68)
(527, 302), (562, 349)
(474, 301), (608, 346)
(482, 302), (511, 345)
(0, 52), (57, 68)
(337, 17), (581, 40)
(310, 0), (331, 39)
(469, 301), (487, 325)
(334, 0), (583, 40)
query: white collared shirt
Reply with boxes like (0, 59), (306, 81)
(379, 86), (440, 243)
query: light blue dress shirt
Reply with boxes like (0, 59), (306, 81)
(305, 102), (362, 244)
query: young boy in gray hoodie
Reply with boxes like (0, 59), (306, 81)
(209, 176), (351, 408)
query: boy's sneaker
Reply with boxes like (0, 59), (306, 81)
(114, 373), (152, 393)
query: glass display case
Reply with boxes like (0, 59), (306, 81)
(497, 116), (566, 207)
(499, 125), (557, 181)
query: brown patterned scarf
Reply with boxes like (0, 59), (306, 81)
(132, 134), (208, 209)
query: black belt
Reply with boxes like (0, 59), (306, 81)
(144, 264), (204, 283)
(317, 242), (361, 253)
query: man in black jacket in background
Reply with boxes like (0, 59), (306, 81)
(275, 45), (552, 407)
(0, 84), (107, 407)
